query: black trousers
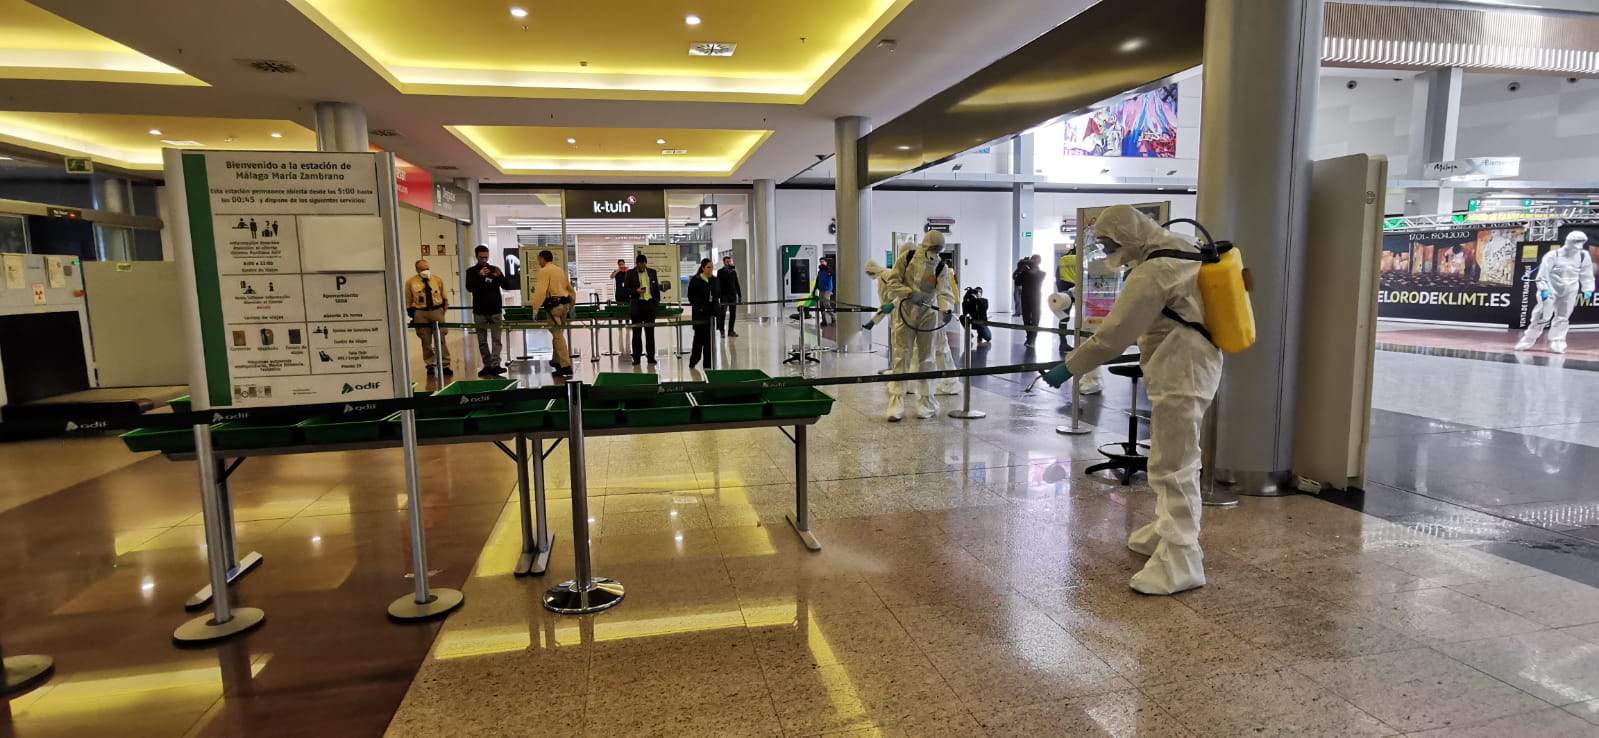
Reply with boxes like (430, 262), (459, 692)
(1022, 296), (1041, 344)
(630, 303), (658, 359)
(690, 311), (715, 366)
(717, 301), (737, 334)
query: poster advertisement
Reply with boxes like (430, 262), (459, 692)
(1075, 203), (1169, 328)
(1510, 240), (1599, 329)
(781, 244), (821, 299)
(637, 243), (679, 304)
(518, 245), (568, 308)
(174, 149), (398, 408)
(1064, 84), (1178, 158)
(1378, 225), (1521, 323)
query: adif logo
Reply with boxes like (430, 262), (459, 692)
(64, 420), (108, 432)
(342, 381), (382, 394)
(593, 195), (637, 214)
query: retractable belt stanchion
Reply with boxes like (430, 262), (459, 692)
(387, 407), (464, 619)
(174, 424), (265, 643)
(948, 316), (986, 420)
(0, 639), (51, 696)
(1200, 399), (1239, 508)
(1057, 292), (1093, 437)
(543, 381), (625, 614)
(183, 457), (263, 609)
(433, 319), (447, 381)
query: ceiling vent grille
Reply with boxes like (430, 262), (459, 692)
(688, 43), (736, 57)
(660, 149), (688, 155)
(242, 59), (297, 74)
(368, 128), (401, 137)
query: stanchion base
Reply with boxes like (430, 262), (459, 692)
(1202, 488), (1241, 508)
(173, 607), (265, 644)
(2, 655), (53, 695)
(949, 410), (987, 419)
(388, 588), (464, 620)
(542, 578), (625, 614)
(1056, 425), (1094, 436)
(185, 551), (264, 610)
(786, 513), (822, 552)
(514, 533), (556, 577)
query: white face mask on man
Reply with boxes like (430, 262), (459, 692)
(420, 269), (433, 278)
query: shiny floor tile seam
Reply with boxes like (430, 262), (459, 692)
(1376, 341), (1599, 372)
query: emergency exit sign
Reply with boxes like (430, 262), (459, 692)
(64, 157), (93, 174)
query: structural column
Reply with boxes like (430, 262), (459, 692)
(314, 102), (369, 153)
(1196, 0), (1324, 495)
(1404, 67), (1463, 215)
(751, 179), (778, 304)
(834, 116), (871, 349)
(455, 177), (482, 246)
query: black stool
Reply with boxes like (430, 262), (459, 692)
(1084, 364), (1149, 485)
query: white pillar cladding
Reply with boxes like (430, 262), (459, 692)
(314, 102), (368, 153)
(752, 178), (778, 304)
(1011, 132), (1036, 268)
(1196, 0), (1324, 495)
(833, 116), (872, 349)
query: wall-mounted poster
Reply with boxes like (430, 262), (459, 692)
(1064, 84), (1178, 158)
(1378, 225), (1522, 324)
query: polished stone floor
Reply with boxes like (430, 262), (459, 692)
(4, 309), (1599, 736)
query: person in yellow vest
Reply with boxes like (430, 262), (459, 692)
(1058, 249), (1079, 293)
(404, 259), (452, 377)
(528, 249), (575, 378)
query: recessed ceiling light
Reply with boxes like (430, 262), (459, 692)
(656, 138), (666, 145)
(269, 132), (283, 139)
(685, 14), (701, 25)
(566, 137), (577, 144)
(1119, 38), (1145, 53)
(148, 129), (162, 135)
(510, 6), (528, 18)
(896, 145), (912, 150)
(661, 149), (688, 155)
(160, 139), (204, 147)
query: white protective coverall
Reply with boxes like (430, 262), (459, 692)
(1047, 292), (1102, 395)
(1517, 231), (1594, 354)
(885, 232), (957, 420)
(1063, 205), (1222, 595)
(865, 259), (900, 375)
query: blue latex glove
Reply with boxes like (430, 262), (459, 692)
(1541, 289), (1551, 301)
(1040, 362), (1072, 388)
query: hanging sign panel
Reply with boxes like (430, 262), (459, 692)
(563, 189), (665, 220)
(170, 149), (402, 409)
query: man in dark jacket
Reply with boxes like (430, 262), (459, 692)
(716, 256), (742, 337)
(466, 245), (516, 375)
(623, 254), (661, 364)
(1015, 254), (1046, 346)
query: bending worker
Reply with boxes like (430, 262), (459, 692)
(1042, 204), (1222, 595)
(1516, 230), (1594, 354)
(884, 231), (956, 421)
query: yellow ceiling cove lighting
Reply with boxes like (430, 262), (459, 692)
(0, 113), (315, 170)
(448, 125), (770, 176)
(0, 0), (205, 86)
(286, 0), (911, 103)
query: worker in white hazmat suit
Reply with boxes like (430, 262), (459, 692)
(1516, 230), (1594, 354)
(885, 231), (956, 421)
(865, 259), (900, 377)
(1040, 205), (1222, 595)
(1047, 292), (1102, 395)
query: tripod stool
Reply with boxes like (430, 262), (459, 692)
(1084, 364), (1149, 485)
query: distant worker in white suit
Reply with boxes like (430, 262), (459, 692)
(884, 232), (957, 421)
(1516, 230), (1594, 354)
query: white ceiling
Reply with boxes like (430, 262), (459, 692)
(0, 0), (1097, 185)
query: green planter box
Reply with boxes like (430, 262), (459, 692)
(385, 409), (474, 438)
(547, 399), (618, 430)
(764, 387), (835, 418)
(593, 372), (658, 387)
(469, 400), (551, 434)
(170, 395), (191, 414)
(504, 306), (534, 321)
(433, 378), (519, 396)
(120, 426), (198, 454)
(296, 413), (386, 444)
(212, 421), (300, 450)
(702, 369), (770, 401)
(689, 392), (765, 422)
(625, 393), (692, 426)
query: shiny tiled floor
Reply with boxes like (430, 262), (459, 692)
(5, 309), (1599, 736)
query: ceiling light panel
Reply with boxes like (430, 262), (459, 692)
(446, 125), (770, 176)
(0, 0), (205, 86)
(287, 0), (911, 103)
(0, 113), (314, 170)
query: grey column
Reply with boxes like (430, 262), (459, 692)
(1011, 183), (1034, 314)
(834, 116), (871, 348)
(751, 178), (778, 304)
(455, 177), (481, 245)
(1404, 67), (1463, 215)
(1196, 0), (1324, 495)
(314, 102), (369, 153)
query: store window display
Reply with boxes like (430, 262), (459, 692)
(1516, 230), (1595, 354)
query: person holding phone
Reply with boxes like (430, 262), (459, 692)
(466, 245), (516, 376)
(623, 254), (661, 364)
